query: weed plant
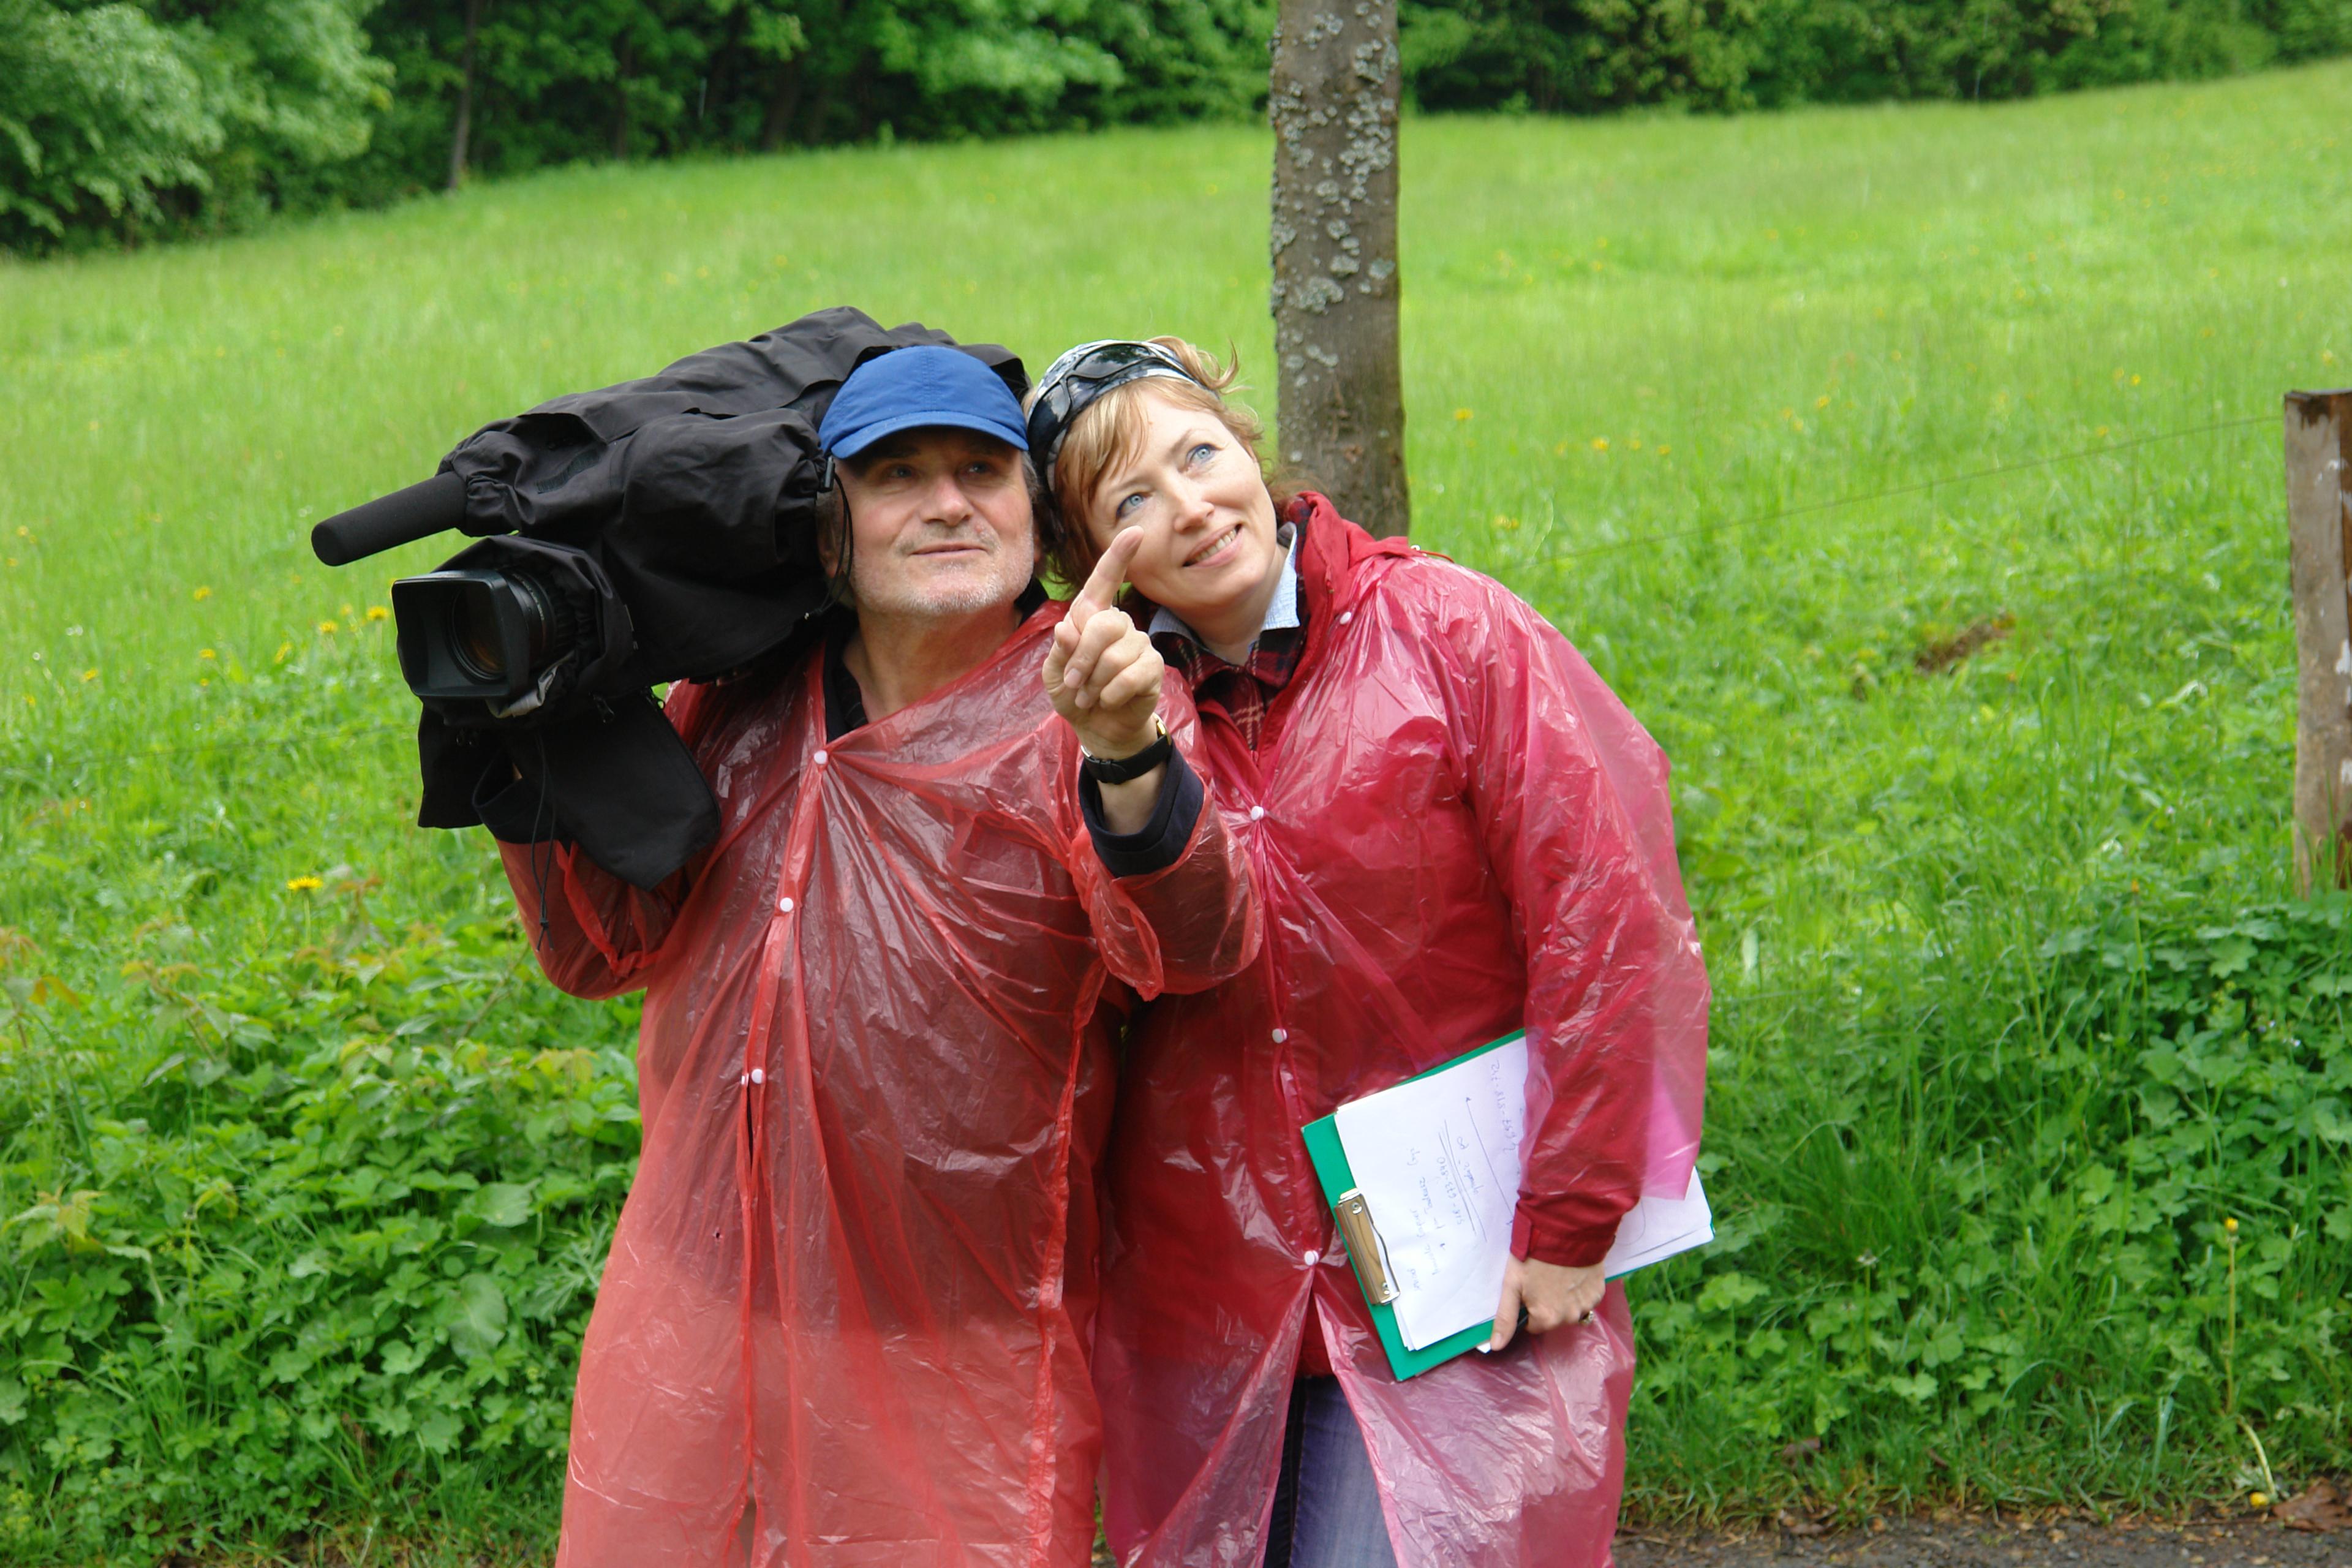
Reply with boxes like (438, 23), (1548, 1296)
(2, 61), (2350, 1561)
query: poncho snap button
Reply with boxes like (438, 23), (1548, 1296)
(1270, 1027), (1288, 1044)
(777, 896), (793, 913)
(1248, 805), (1267, 821)
(1338, 611), (1353, 625)
(750, 1068), (766, 1085)
(813, 749), (829, 766)
(1302, 1248), (1320, 1266)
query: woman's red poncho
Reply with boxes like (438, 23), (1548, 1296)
(499, 608), (1259, 1568)
(1094, 499), (1709, 1568)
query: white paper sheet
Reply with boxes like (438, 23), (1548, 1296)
(1332, 1041), (1716, 1352)
(1333, 1040), (1529, 1351)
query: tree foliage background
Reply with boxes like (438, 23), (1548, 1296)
(3, 0), (2348, 249)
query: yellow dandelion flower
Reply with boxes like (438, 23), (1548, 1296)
(1628, 439), (1643, 451)
(2130, 374), (2141, 386)
(199, 649), (217, 660)
(2225, 1217), (2238, 1234)
(317, 620), (338, 635)
(80, 669), (97, 682)
(1453, 409), (1473, 422)
(1792, 418), (1807, 433)
(2097, 426), (2111, 438)
(1590, 437), (1609, 452)
(285, 875), (323, 892)
(1656, 445), (1671, 457)
(274, 641), (292, 663)
(365, 605), (390, 622)
(1815, 395), (1831, 409)
(194, 585), (213, 601)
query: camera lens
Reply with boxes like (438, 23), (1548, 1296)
(452, 591), (509, 682)
(391, 565), (586, 703)
(449, 572), (568, 685)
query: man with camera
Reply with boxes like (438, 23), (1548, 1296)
(477, 345), (1257, 1567)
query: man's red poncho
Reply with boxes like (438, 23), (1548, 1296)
(1095, 499), (1710, 1568)
(499, 607), (1259, 1568)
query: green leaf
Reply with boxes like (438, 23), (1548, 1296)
(2206, 935), (2256, 977)
(415, 1405), (462, 1454)
(466, 1182), (535, 1229)
(1697, 1272), (1767, 1313)
(448, 1273), (508, 1361)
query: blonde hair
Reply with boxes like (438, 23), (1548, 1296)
(1031, 337), (1297, 586)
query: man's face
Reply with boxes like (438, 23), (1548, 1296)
(831, 428), (1037, 620)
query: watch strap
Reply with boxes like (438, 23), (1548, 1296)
(1080, 720), (1174, 785)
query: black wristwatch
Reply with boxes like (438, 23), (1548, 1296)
(1080, 718), (1174, 785)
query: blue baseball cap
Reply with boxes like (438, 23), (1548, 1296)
(818, 345), (1029, 459)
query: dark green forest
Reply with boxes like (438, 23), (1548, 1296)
(3, 0), (2350, 249)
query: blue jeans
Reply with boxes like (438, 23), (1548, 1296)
(1261, 1378), (1400, 1568)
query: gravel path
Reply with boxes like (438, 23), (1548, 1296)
(1615, 1516), (2351, 1568)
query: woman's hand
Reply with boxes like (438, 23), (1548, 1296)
(1044, 530), (1161, 759)
(1483, 1256), (1605, 1353)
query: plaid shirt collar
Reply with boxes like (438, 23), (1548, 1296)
(1150, 516), (1307, 750)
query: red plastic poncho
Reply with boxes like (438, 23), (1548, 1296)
(1094, 499), (1709, 1568)
(498, 607), (1259, 1568)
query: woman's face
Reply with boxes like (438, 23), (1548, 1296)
(1082, 387), (1281, 626)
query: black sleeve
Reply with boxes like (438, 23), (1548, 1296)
(1079, 745), (1205, 879)
(472, 755), (565, 845)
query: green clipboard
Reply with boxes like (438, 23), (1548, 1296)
(1299, 1030), (1525, 1381)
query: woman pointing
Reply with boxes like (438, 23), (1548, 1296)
(1030, 339), (1710, 1568)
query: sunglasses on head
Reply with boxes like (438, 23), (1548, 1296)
(1025, 341), (1199, 470)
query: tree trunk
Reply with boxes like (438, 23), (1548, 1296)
(1268, 0), (1408, 537)
(447, 0), (484, 192)
(612, 41), (636, 160)
(761, 58), (805, 151)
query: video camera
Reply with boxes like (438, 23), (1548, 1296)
(313, 307), (1027, 888)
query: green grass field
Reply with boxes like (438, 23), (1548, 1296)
(4, 58), (2351, 1562)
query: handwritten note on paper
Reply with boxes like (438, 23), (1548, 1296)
(1332, 1039), (1529, 1351)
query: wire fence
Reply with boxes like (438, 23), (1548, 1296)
(1551, 411), (2272, 560)
(2, 410), (2279, 778)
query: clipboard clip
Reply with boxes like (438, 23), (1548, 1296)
(1331, 1189), (1398, 1305)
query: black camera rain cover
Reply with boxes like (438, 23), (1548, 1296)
(409, 306), (1027, 889)
(435, 305), (1028, 687)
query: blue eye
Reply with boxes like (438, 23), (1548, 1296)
(1188, 443), (1217, 466)
(1116, 492), (1145, 518)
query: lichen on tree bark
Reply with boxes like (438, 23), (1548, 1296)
(1269, 0), (1409, 538)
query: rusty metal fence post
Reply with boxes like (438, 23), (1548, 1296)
(2286, 390), (2352, 892)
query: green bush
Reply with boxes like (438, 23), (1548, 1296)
(0, 1), (219, 246)
(1399, 0), (2346, 114)
(1632, 895), (2352, 1511)
(10, 0), (2352, 251)
(0, 910), (638, 1559)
